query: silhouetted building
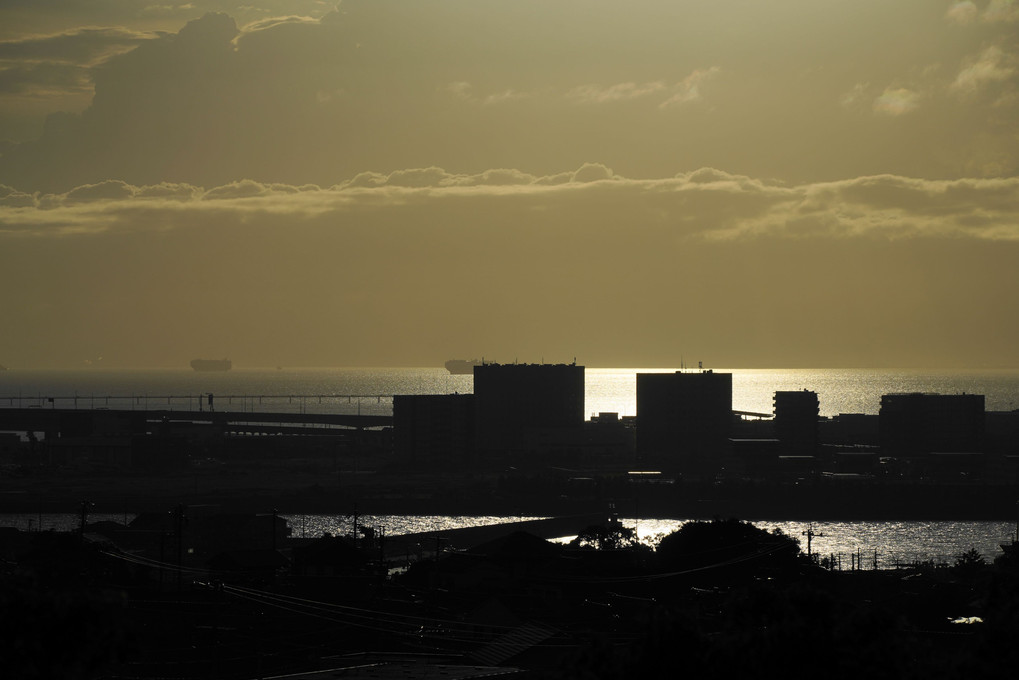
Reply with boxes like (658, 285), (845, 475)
(473, 362), (584, 455)
(879, 393), (985, 456)
(819, 413), (880, 447)
(773, 390), (819, 455)
(636, 370), (732, 473)
(730, 437), (782, 475)
(986, 410), (1019, 455)
(393, 393), (476, 465)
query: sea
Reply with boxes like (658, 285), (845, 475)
(2, 366), (1019, 417)
(2, 366), (1018, 565)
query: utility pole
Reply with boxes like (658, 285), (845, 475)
(802, 523), (824, 558)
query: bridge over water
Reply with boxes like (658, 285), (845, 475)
(0, 405), (392, 438)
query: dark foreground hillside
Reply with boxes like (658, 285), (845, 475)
(2, 518), (1018, 679)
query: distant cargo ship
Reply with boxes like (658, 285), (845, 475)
(191, 358), (232, 372)
(444, 358), (482, 375)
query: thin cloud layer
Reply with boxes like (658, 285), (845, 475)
(3, 166), (1017, 243)
(952, 46), (1015, 94)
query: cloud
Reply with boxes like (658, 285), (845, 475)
(382, 167), (453, 188)
(564, 70), (720, 109)
(64, 179), (135, 203)
(442, 82), (535, 107)
(457, 74), (713, 110)
(1, 2), (1017, 192)
(202, 179), (275, 200)
(134, 181), (202, 200)
(658, 67), (721, 108)
(983, 0), (1019, 22)
(3, 162), (1017, 369)
(0, 61), (92, 97)
(951, 45), (1015, 94)
(839, 83), (871, 109)
(872, 87), (921, 115)
(680, 167), (756, 185)
(3, 166), (1016, 243)
(0, 26), (157, 106)
(240, 15), (321, 34)
(944, 0), (1019, 24)
(567, 81), (667, 104)
(454, 168), (536, 187)
(0, 27), (155, 66)
(482, 89), (532, 106)
(345, 171), (389, 188)
(0, 183), (36, 207)
(571, 163), (616, 183)
(945, 1), (979, 24)
(341, 167), (539, 189)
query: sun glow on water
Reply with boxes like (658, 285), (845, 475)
(3, 367), (1017, 418)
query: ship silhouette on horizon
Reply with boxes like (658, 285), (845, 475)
(444, 358), (482, 375)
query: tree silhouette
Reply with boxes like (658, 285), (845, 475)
(655, 518), (802, 579)
(569, 524), (641, 551)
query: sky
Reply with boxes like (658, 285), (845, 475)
(0, 0), (1017, 369)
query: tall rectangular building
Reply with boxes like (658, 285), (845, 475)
(636, 370), (732, 472)
(393, 393), (476, 466)
(473, 362), (585, 454)
(773, 390), (820, 455)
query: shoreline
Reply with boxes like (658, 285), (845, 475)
(2, 469), (1018, 522)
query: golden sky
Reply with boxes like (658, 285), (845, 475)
(0, 1), (1017, 369)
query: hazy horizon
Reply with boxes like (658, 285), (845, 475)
(1, 2), (1017, 370)
(5, 363), (1019, 372)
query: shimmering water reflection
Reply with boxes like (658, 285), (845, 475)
(282, 514), (543, 540)
(626, 518), (1017, 567)
(3, 514), (1014, 567)
(281, 515), (1016, 567)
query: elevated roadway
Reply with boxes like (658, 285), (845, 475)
(0, 407), (391, 437)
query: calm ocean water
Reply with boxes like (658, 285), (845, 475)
(2, 366), (1018, 417)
